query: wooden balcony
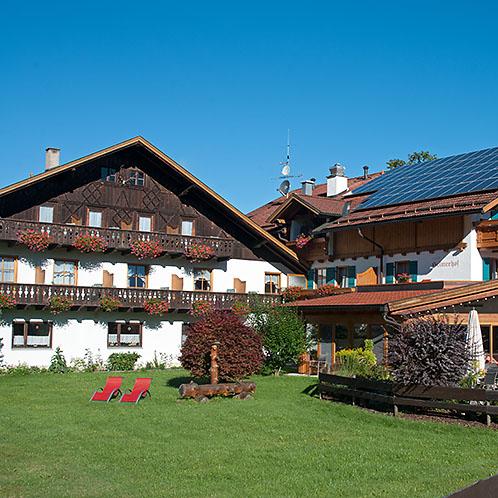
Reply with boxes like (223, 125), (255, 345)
(288, 237), (328, 263)
(0, 282), (281, 312)
(477, 220), (498, 250)
(0, 218), (235, 259)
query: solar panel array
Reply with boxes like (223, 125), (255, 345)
(353, 146), (498, 209)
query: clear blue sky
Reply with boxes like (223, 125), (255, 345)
(1, 1), (498, 212)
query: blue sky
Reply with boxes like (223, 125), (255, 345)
(1, 1), (498, 212)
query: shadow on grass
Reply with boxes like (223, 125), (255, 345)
(302, 383), (319, 397)
(166, 376), (194, 388)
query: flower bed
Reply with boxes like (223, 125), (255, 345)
(100, 296), (121, 312)
(49, 295), (73, 315)
(143, 299), (169, 316)
(73, 233), (108, 253)
(0, 294), (16, 309)
(184, 243), (216, 262)
(130, 240), (164, 259)
(17, 229), (51, 252)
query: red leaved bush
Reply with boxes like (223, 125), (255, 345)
(180, 311), (263, 381)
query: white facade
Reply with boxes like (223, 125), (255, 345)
(0, 244), (291, 367)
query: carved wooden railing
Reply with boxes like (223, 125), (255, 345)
(0, 218), (235, 258)
(477, 219), (498, 249)
(0, 282), (282, 311)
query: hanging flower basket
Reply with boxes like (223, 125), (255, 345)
(190, 300), (213, 317)
(231, 301), (251, 317)
(17, 229), (51, 252)
(100, 296), (121, 312)
(184, 243), (216, 262)
(130, 240), (164, 260)
(48, 295), (73, 315)
(0, 294), (16, 309)
(295, 234), (312, 249)
(144, 299), (169, 316)
(281, 286), (303, 302)
(73, 233), (108, 253)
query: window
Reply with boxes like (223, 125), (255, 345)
(264, 273), (280, 294)
(386, 260), (418, 283)
(39, 206), (54, 223)
(100, 167), (117, 182)
(181, 220), (194, 236)
(193, 269), (211, 291)
(107, 322), (142, 347)
(288, 274), (306, 288)
(315, 268), (327, 287)
(0, 256), (15, 283)
(139, 216), (152, 232)
(129, 171), (145, 186)
(128, 264), (147, 288)
(336, 267), (348, 288)
(53, 260), (77, 285)
(12, 320), (52, 348)
(88, 210), (102, 228)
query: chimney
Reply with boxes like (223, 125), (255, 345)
(301, 178), (315, 196)
(327, 163), (348, 197)
(45, 147), (60, 170)
(363, 165), (369, 180)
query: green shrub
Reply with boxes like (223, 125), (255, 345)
(335, 339), (377, 378)
(107, 352), (141, 371)
(0, 364), (48, 375)
(48, 347), (68, 373)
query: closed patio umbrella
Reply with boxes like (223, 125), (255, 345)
(466, 309), (485, 372)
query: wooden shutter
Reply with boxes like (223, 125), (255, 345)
(172, 275), (183, 291)
(234, 278), (246, 293)
(103, 270), (114, 287)
(409, 261), (418, 283)
(347, 266), (356, 288)
(326, 267), (336, 285)
(306, 269), (315, 289)
(35, 266), (45, 285)
(356, 267), (378, 286)
(120, 219), (132, 230)
(167, 224), (179, 235)
(386, 263), (395, 284)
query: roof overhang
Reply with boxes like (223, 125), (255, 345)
(0, 136), (306, 273)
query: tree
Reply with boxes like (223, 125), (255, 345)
(387, 150), (437, 170)
(249, 304), (307, 375)
(388, 317), (469, 386)
(180, 311), (264, 381)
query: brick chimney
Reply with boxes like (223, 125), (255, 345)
(45, 148), (60, 170)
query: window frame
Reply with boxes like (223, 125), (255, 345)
(264, 272), (281, 294)
(127, 264), (148, 288)
(0, 256), (17, 283)
(129, 170), (145, 187)
(100, 166), (117, 183)
(138, 215), (153, 232)
(394, 260), (411, 283)
(53, 259), (78, 286)
(87, 208), (103, 228)
(39, 205), (54, 223)
(335, 266), (349, 288)
(315, 268), (327, 287)
(107, 321), (143, 348)
(12, 320), (53, 349)
(193, 269), (212, 292)
(287, 273), (306, 289)
(181, 219), (195, 236)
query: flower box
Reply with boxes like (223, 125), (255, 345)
(100, 296), (121, 312)
(143, 299), (169, 316)
(184, 243), (216, 262)
(17, 229), (51, 252)
(49, 295), (73, 315)
(190, 300), (213, 317)
(130, 240), (164, 260)
(295, 234), (312, 249)
(73, 233), (108, 253)
(0, 294), (16, 309)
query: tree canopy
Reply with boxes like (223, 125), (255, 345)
(387, 150), (437, 170)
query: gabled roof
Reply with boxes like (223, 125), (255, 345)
(247, 172), (383, 229)
(0, 136), (305, 273)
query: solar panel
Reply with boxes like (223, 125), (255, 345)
(353, 146), (498, 209)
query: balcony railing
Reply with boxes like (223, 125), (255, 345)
(477, 220), (498, 249)
(0, 282), (281, 311)
(0, 218), (235, 259)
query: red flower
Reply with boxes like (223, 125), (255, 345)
(130, 240), (164, 260)
(18, 229), (51, 252)
(144, 299), (169, 316)
(0, 294), (16, 309)
(73, 233), (108, 253)
(295, 234), (312, 249)
(184, 243), (216, 262)
(190, 300), (213, 317)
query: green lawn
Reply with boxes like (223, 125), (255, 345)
(0, 370), (496, 498)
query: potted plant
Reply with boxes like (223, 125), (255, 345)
(396, 272), (411, 283)
(48, 295), (73, 315)
(0, 294), (16, 309)
(100, 296), (121, 312)
(144, 299), (169, 316)
(130, 240), (164, 260)
(184, 243), (216, 262)
(295, 233), (312, 249)
(17, 229), (51, 252)
(73, 233), (108, 253)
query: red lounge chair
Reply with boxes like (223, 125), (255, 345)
(90, 376), (123, 402)
(120, 378), (152, 404)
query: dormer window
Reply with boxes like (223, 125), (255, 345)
(129, 171), (145, 187)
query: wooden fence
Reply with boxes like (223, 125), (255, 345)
(318, 372), (498, 426)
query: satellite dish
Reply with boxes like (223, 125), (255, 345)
(281, 164), (290, 176)
(278, 180), (290, 196)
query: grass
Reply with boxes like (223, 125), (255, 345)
(0, 370), (496, 498)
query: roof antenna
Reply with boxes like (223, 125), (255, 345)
(275, 129), (302, 196)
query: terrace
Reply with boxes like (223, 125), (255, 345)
(0, 217), (237, 259)
(0, 282), (281, 312)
